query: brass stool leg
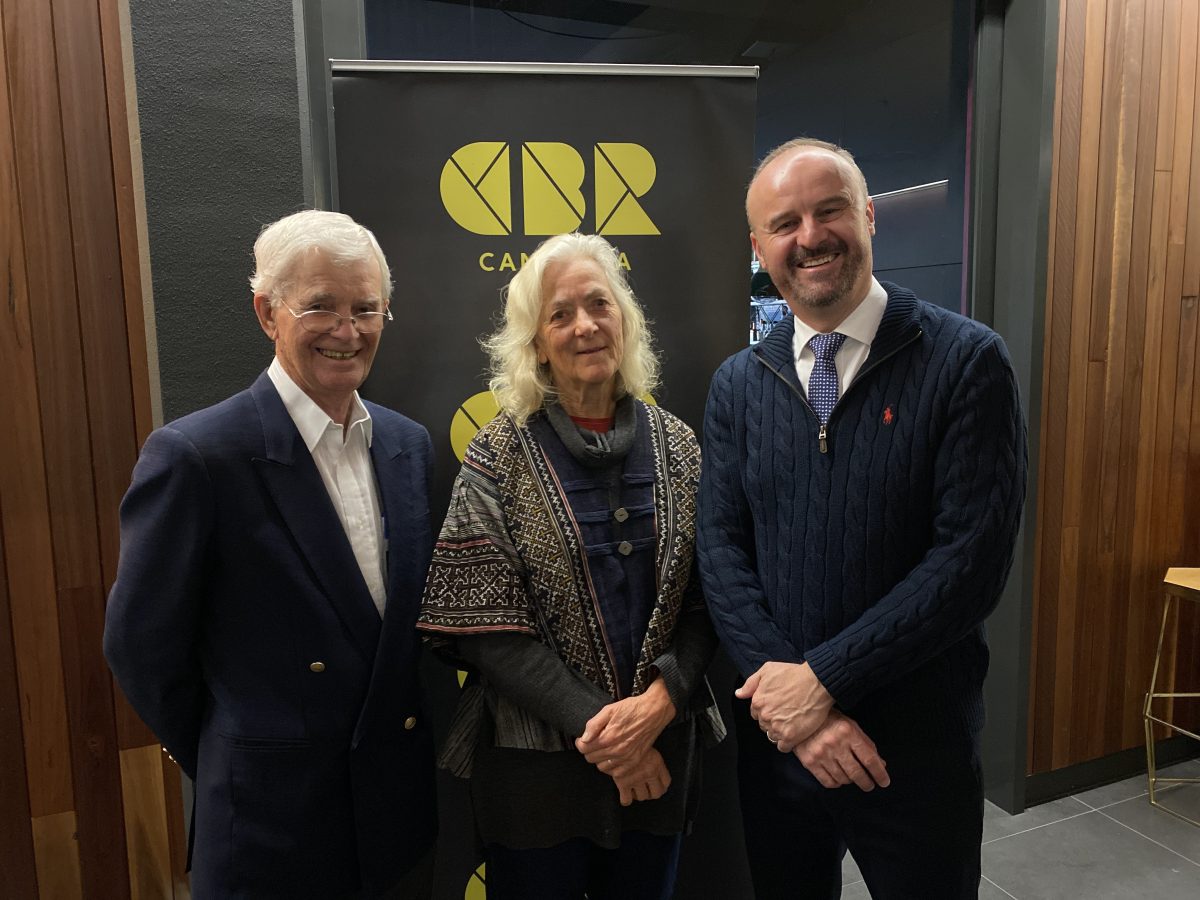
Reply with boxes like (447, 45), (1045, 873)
(1144, 595), (1174, 806)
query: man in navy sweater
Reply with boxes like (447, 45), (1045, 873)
(698, 138), (1026, 898)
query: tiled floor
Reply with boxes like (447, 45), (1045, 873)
(838, 759), (1200, 899)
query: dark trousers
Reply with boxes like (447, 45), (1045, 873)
(371, 845), (436, 899)
(485, 831), (682, 900)
(735, 699), (983, 900)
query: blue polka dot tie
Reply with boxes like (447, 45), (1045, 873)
(807, 332), (847, 424)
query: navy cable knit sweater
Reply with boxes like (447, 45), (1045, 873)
(698, 283), (1027, 748)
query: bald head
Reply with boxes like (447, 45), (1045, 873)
(747, 139), (870, 224)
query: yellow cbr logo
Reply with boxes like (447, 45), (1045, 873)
(440, 141), (659, 236)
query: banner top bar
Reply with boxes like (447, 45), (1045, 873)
(330, 59), (759, 78)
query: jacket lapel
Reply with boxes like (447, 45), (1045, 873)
(870, 282), (923, 361)
(753, 316), (804, 393)
(248, 373), (382, 663)
(352, 414), (424, 746)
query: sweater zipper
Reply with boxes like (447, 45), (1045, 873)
(754, 327), (923, 454)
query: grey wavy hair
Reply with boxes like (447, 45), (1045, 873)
(249, 209), (393, 304)
(483, 233), (660, 424)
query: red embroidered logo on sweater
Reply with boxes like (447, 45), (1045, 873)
(882, 406), (894, 426)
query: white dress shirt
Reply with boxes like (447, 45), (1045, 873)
(268, 358), (387, 617)
(792, 277), (889, 397)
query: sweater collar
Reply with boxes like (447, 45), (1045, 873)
(754, 281), (923, 378)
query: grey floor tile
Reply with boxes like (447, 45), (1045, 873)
(979, 877), (1018, 899)
(1073, 759), (1198, 810)
(841, 850), (863, 886)
(835, 873), (1014, 897)
(1072, 772), (1151, 809)
(984, 796), (1089, 843)
(981, 805), (1200, 899)
(839, 882), (872, 900)
(1098, 784), (1200, 864)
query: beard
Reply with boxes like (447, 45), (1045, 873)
(776, 239), (867, 311)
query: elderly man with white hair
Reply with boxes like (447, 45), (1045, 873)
(105, 209), (437, 899)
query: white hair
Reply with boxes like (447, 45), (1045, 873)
(483, 233), (660, 425)
(250, 209), (392, 304)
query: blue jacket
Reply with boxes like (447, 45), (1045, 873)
(698, 284), (1026, 749)
(104, 372), (436, 898)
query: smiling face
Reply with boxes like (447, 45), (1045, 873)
(253, 249), (386, 426)
(747, 148), (876, 330)
(534, 256), (625, 416)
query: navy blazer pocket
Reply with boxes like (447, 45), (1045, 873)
(227, 737), (357, 898)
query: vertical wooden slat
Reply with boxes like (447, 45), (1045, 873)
(1054, 0), (1109, 767)
(31, 812), (83, 900)
(118, 746), (173, 900)
(96, 0), (154, 445)
(0, 505), (39, 900)
(55, 578), (130, 899)
(161, 757), (190, 899)
(1115, 0), (1166, 750)
(1090, 0), (1144, 756)
(51, 0), (139, 590)
(0, 0), (76, 821)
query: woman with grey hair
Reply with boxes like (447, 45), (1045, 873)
(419, 232), (723, 900)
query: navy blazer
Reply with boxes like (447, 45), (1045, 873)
(104, 372), (437, 899)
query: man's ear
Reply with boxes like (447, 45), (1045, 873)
(253, 293), (277, 340)
(866, 199), (876, 236)
(750, 231), (764, 271)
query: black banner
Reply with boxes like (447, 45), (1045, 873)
(331, 62), (757, 900)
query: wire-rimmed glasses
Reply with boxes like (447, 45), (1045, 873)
(281, 302), (393, 334)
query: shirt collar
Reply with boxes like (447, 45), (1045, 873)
(793, 277), (888, 359)
(267, 357), (373, 453)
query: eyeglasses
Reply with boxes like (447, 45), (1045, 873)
(281, 302), (393, 334)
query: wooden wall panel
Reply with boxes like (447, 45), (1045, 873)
(31, 813), (83, 900)
(118, 745), (173, 900)
(6, 0), (131, 887)
(1031, 0), (1200, 773)
(51, 0), (140, 589)
(97, 0), (154, 447)
(0, 0), (75, 821)
(0, 511), (39, 900)
(1, 0), (182, 895)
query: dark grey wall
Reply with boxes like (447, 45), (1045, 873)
(971, 0), (1057, 813)
(130, 0), (307, 422)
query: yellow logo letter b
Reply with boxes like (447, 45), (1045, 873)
(522, 142), (585, 235)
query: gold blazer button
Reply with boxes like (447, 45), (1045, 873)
(404, 716), (417, 730)
(309, 661), (326, 673)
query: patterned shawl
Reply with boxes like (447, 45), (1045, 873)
(418, 400), (705, 764)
